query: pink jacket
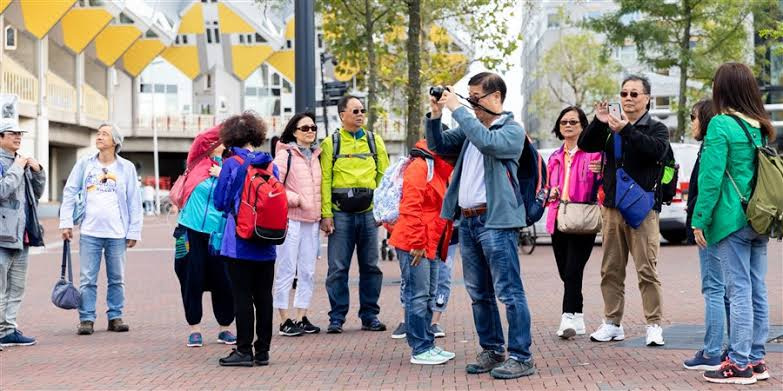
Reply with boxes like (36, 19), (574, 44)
(273, 142), (322, 223)
(545, 146), (602, 234)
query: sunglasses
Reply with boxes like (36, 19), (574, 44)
(620, 91), (645, 98)
(342, 109), (367, 115)
(100, 168), (109, 184)
(559, 119), (580, 126)
(467, 91), (494, 106)
(297, 125), (318, 133)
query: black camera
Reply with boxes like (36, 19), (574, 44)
(429, 86), (450, 100)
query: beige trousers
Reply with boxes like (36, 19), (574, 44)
(600, 207), (663, 325)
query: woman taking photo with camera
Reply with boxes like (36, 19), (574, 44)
(545, 106), (602, 340)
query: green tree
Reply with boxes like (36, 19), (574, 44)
(529, 32), (620, 139)
(587, 0), (774, 140)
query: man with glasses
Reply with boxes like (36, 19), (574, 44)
(320, 95), (390, 334)
(60, 123), (143, 336)
(578, 75), (669, 347)
(0, 123), (45, 348)
(425, 72), (534, 379)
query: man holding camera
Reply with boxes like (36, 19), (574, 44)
(0, 122), (45, 348)
(320, 95), (390, 334)
(425, 72), (534, 379)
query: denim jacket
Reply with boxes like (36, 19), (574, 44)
(426, 106), (526, 229)
(59, 154), (143, 241)
(0, 149), (46, 249)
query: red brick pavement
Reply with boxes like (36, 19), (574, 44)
(1, 216), (781, 390)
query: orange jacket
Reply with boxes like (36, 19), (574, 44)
(389, 140), (454, 261)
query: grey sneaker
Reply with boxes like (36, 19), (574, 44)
(431, 323), (445, 338)
(490, 358), (536, 379)
(391, 322), (406, 339)
(466, 350), (505, 374)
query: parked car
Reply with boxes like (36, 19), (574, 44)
(533, 143), (699, 244)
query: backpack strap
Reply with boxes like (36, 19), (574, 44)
(227, 155), (253, 215)
(283, 149), (293, 185)
(727, 114), (762, 148)
(331, 130), (379, 167)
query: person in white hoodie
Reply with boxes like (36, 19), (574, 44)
(59, 124), (143, 336)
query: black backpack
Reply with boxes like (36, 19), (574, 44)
(515, 135), (548, 227)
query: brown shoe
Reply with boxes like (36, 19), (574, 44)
(107, 318), (129, 332)
(77, 321), (94, 335)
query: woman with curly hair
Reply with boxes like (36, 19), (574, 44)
(212, 112), (278, 367)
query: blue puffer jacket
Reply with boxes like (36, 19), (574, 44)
(213, 147), (278, 262)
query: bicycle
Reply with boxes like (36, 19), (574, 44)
(518, 224), (537, 255)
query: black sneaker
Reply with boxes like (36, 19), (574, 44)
(703, 361), (756, 385)
(219, 349), (253, 367)
(254, 351), (269, 366)
(279, 319), (304, 336)
(326, 321), (343, 334)
(466, 350), (505, 374)
(752, 360), (770, 381)
(391, 322), (406, 339)
(361, 318), (387, 332)
(490, 358), (536, 379)
(297, 317), (320, 334)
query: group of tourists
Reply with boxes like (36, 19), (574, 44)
(0, 62), (775, 386)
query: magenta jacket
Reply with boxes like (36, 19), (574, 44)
(545, 146), (603, 234)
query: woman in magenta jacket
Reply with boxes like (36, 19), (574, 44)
(545, 106), (602, 339)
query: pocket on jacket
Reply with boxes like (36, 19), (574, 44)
(0, 206), (20, 243)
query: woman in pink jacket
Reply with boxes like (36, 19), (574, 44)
(272, 112), (322, 337)
(545, 106), (602, 340)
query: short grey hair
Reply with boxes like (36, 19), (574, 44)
(97, 123), (124, 154)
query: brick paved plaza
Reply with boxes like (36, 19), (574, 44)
(0, 216), (781, 390)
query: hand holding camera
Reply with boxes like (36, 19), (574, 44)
(429, 85), (460, 114)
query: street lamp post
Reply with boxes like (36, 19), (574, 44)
(320, 52), (335, 136)
(152, 86), (161, 215)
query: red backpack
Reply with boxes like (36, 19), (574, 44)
(231, 156), (288, 245)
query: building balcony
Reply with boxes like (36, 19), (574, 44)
(1, 56), (38, 117)
(134, 114), (217, 137)
(46, 71), (77, 123)
(82, 83), (109, 124)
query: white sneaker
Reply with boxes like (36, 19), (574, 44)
(557, 313), (576, 338)
(573, 313), (586, 335)
(589, 321), (625, 342)
(646, 324), (665, 346)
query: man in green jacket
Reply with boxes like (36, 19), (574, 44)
(320, 95), (390, 334)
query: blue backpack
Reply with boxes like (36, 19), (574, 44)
(515, 136), (548, 227)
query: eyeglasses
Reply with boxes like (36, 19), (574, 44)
(342, 109), (367, 115)
(559, 120), (580, 126)
(100, 168), (109, 184)
(296, 125), (318, 133)
(620, 91), (646, 98)
(1, 131), (22, 137)
(467, 91), (495, 107)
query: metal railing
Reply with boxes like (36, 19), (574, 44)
(135, 114), (217, 136)
(1, 57), (38, 104)
(374, 117), (406, 141)
(46, 71), (76, 113)
(82, 83), (108, 121)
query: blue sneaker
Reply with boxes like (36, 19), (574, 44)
(187, 332), (203, 347)
(683, 349), (722, 371)
(0, 329), (36, 347)
(217, 330), (236, 345)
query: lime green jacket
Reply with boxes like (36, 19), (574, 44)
(320, 128), (390, 218)
(692, 114), (763, 245)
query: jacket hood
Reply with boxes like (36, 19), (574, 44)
(414, 139), (453, 179)
(231, 147), (273, 166)
(187, 126), (221, 166)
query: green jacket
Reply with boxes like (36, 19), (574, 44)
(692, 114), (762, 245)
(320, 128), (390, 218)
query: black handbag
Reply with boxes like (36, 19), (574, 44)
(51, 240), (81, 310)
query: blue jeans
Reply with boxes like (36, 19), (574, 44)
(699, 245), (730, 358)
(398, 250), (438, 355)
(326, 211), (382, 324)
(460, 214), (532, 362)
(399, 244), (456, 313)
(716, 225), (769, 367)
(434, 244), (456, 312)
(78, 235), (127, 322)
